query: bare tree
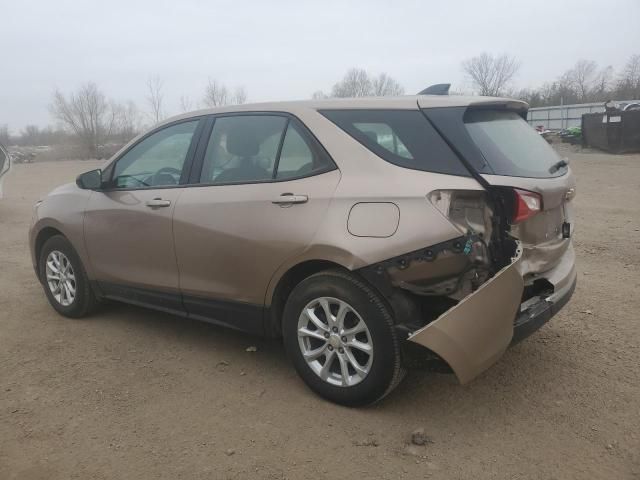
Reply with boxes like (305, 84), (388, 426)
(371, 73), (404, 96)
(179, 95), (194, 112)
(315, 69), (405, 99)
(617, 54), (640, 99)
(233, 86), (247, 105)
(462, 53), (521, 96)
(50, 82), (117, 157)
(566, 60), (597, 101)
(203, 79), (229, 107)
(592, 65), (614, 101)
(331, 68), (373, 97)
(203, 80), (248, 107)
(146, 75), (165, 123)
(112, 101), (141, 143)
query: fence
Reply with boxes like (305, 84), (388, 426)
(527, 100), (640, 130)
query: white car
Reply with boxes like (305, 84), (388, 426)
(0, 144), (10, 199)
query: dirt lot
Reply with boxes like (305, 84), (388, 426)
(1, 146), (639, 479)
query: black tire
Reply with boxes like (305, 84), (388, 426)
(38, 235), (96, 318)
(283, 269), (405, 406)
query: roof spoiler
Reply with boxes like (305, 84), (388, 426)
(418, 83), (451, 95)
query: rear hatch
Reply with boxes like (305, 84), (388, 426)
(420, 99), (576, 283)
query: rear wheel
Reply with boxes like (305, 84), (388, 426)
(283, 269), (405, 406)
(39, 235), (96, 318)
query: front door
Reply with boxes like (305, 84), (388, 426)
(173, 114), (340, 331)
(84, 119), (201, 313)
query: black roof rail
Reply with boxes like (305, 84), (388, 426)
(417, 84), (451, 95)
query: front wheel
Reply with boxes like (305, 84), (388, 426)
(39, 235), (96, 318)
(283, 269), (405, 406)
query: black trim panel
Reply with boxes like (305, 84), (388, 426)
(511, 274), (576, 344)
(183, 294), (264, 336)
(357, 235), (468, 297)
(99, 281), (186, 316)
(96, 281), (265, 336)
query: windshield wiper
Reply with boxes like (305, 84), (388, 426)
(549, 159), (569, 174)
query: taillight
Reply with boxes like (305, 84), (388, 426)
(512, 189), (542, 223)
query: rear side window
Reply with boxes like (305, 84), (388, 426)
(200, 115), (286, 184)
(276, 121), (332, 179)
(464, 110), (566, 178)
(320, 109), (470, 176)
(199, 115), (335, 184)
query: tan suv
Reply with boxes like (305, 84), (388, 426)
(30, 93), (576, 406)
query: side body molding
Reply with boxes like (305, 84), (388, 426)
(408, 246), (524, 384)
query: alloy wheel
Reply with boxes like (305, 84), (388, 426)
(45, 250), (76, 306)
(297, 297), (374, 387)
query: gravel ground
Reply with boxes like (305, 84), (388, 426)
(1, 146), (639, 479)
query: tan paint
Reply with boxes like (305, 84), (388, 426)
(347, 202), (400, 238)
(30, 182), (94, 277)
(173, 170), (341, 305)
(482, 171), (576, 277)
(408, 246), (524, 384)
(83, 188), (184, 291)
(29, 95), (575, 366)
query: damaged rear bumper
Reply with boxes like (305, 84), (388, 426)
(407, 246), (524, 384)
(407, 245), (577, 384)
(511, 266), (576, 344)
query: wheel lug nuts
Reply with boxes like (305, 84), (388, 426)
(341, 336), (347, 342)
(324, 332), (330, 339)
(328, 345), (333, 351)
(332, 327), (338, 333)
(338, 347), (344, 353)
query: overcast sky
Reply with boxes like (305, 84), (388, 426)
(2, 0), (639, 130)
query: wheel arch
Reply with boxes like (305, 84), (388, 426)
(265, 259), (351, 338)
(34, 226), (66, 280)
(263, 241), (409, 338)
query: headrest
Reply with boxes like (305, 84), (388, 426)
(362, 130), (378, 143)
(226, 129), (259, 157)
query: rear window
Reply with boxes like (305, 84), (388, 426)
(464, 110), (566, 178)
(320, 110), (470, 176)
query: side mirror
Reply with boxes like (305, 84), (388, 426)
(76, 169), (103, 190)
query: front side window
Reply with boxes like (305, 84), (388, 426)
(112, 120), (199, 188)
(320, 109), (470, 176)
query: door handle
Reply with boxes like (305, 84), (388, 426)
(145, 198), (171, 208)
(272, 194), (308, 205)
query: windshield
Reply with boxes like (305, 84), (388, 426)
(464, 110), (566, 178)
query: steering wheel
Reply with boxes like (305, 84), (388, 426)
(151, 166), (182, 186)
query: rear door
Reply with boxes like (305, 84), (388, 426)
(173, 113), (340, 332)
(84, 119), (202, 312)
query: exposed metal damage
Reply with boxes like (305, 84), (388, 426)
(407, 244), (523, 383)
(358, 189), (528, 383)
